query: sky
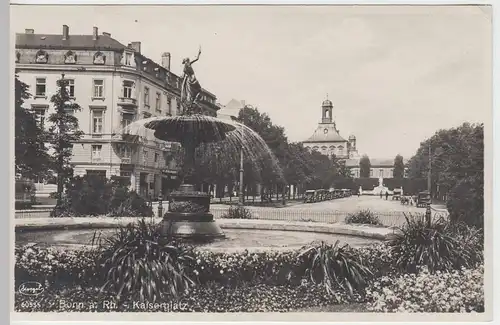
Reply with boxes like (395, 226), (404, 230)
(11, 5), (492, 159)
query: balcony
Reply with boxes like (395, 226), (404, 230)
(117, 97), (138, 113)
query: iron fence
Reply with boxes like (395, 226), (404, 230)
(14, 205), (448, 229)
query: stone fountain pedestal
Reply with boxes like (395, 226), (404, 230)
(159, 184), (224, 241)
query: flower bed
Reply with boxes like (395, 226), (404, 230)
(366, 265), (484, 312)
(14, 218), (485, 313)
(14, 283), (364, 312)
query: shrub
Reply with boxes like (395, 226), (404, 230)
(366, 265), (484, 312)
(51, 175), (152, 218)
(345, 210), (381, 226)
(220, 205), (253, 219)
(386, 214), (482, 273)
(355, 243), (396, 278)
(108, 191), (153, 218)
(15, 244), (101, 288)
(98, 219), (195, 302)
(447, 175), (484, 229)
(297, 241), (373, 296)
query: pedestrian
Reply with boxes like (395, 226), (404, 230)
(380, 191), (383, 199)
(385, 191), (389, 200)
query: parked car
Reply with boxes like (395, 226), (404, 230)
(392, 188), (402, 200)
(304, 190), (316, 203)
(416, 191), (431, 208)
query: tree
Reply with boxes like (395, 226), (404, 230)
(406, 123), (484, 228)
(359, 155), (371, 178)
(47, 74), (84, 204)
(15, 75), (50, 179)
(393, 154), (405, 179)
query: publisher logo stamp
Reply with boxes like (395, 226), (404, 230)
(19, 282), (44, 296)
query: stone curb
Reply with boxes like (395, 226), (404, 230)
(15, 217), (393, 240)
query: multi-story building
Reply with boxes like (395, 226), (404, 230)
(302, 98), (359, 160)
(345, 158), (409, 179)
(15, 25), (220, 198)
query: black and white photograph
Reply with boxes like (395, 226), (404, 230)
(11, 3), (493, 321)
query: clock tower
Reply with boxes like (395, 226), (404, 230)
(302, 96), (354, 160)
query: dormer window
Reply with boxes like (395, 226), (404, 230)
(93, 51), (105, 65)
(35, 50), (48, 64)
(124, 52), (132, 66)
(64, 50), (77, 64)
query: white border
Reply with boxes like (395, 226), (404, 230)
(6, 1), (498, 324)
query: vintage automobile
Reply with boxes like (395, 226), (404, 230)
(416, 191), (432, 208)
(342, 189), (352, 197)
(304, 190), (316, 203)
(392, 188), (402, 200)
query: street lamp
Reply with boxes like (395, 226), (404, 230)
(426, 139), (432, 227)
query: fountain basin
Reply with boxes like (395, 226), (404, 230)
(15, 225), (381, 253)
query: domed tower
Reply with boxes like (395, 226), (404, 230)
(348, 134), (359, 158)
(321, 98), (333, 124)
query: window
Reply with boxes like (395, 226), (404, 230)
(338, 146), (344, 156)
(122, 113), (134, 129)
(167, 97), (172, 115)
(143, 87), (150, 107)
(154, 152), (159, 163)
(155, 92), (161, 111)
(67, 79), (75, 97)
(33, 108), (46, 128)
(92, 110), (104, 134)
(91, 145), (102, 160)
(93, 80), (104, 98)
(123, 81), (134, 98)
(380, 169), (384, 177)
(35, 78), (46, 96)
(370, 169), (373, 177)
(120, 171), (132, 177)
(176, 101), (181, 114)
(390, 169), (394, 178)
(125, 53), (132, 66)
(120, 145), (131, 158)
(143, 150), (148, 163)
(87, 169), (106, 178)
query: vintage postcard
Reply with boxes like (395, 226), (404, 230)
(11, 3), (493, 322)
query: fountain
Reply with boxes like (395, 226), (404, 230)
(371, 176), (390, 196)
(118, 48), (280, 241)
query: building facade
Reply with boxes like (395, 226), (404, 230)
(302, 98), (359, 160)
(345, 158), (409, 179)
(15, 25), (220, 198)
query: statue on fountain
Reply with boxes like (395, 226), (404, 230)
(181, 46), (203, 115)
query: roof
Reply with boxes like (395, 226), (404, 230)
(303, 124), (346, 143)
(16, 33), (127, 50)
(322, 99), (333, 107)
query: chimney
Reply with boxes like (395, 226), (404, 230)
(92, 27), (98, 41)
(25, 29), (34, 34)
(102, 32), (111, 37)
(161, 52), (171, 70)
(62, 25), (69, 40)
(129, 41), (141, 53)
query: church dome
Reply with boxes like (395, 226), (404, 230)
(322, 99), (333, 107)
